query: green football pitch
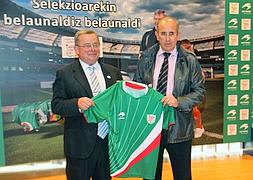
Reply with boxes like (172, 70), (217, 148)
(1, 79), (224, 165)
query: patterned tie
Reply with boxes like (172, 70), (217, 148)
(88, 66), (109, 139)
(88, 66), (101, 96)
(156, 52), (171, 95)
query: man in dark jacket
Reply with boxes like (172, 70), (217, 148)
(140, 9), (166, 53)
(52, 30), (122, 180)
(134, 17), (205, 180)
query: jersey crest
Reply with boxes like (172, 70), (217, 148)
(147, 114), (156, 124)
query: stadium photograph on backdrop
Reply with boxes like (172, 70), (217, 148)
(0, 0), (225, 165)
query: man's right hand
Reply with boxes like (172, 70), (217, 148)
(78, 97), (94, 111)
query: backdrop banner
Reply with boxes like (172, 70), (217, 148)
(223, 0), (253, 143)
(0, 0), (233, 166)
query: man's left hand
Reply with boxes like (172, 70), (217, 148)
(161, 95), (179, 108)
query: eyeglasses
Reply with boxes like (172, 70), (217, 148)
(77, 43), (100, 49)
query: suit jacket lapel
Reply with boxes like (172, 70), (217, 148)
(72, 60), (93, 97)
(100, 62), (114, 88)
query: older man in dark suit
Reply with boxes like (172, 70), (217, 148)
(52, 30), (122, 180)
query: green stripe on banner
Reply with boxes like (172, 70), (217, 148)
(223, 0), (253, 143)
(0, 91), (6, 166)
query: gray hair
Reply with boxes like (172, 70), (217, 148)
(74, 30), (99, 45)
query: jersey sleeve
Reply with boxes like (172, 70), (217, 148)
(83, 82), (119, 123)
(162, 106), (175, 129)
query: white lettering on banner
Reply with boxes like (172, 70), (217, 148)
(3, 14), (141, 29)
(3, 14), (81, 27)
(32, 0), (117, 12)
(83, 17), (141, 28)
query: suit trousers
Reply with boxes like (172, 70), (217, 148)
(66, 136), (111, 180)
(144, 130), (192, 180)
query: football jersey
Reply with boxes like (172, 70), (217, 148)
(12, 103), (39, 132)
(84, 81), (175, 179)
(12, 100), (64, 132)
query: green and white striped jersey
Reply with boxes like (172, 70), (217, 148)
(84, 81), (175, 179)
